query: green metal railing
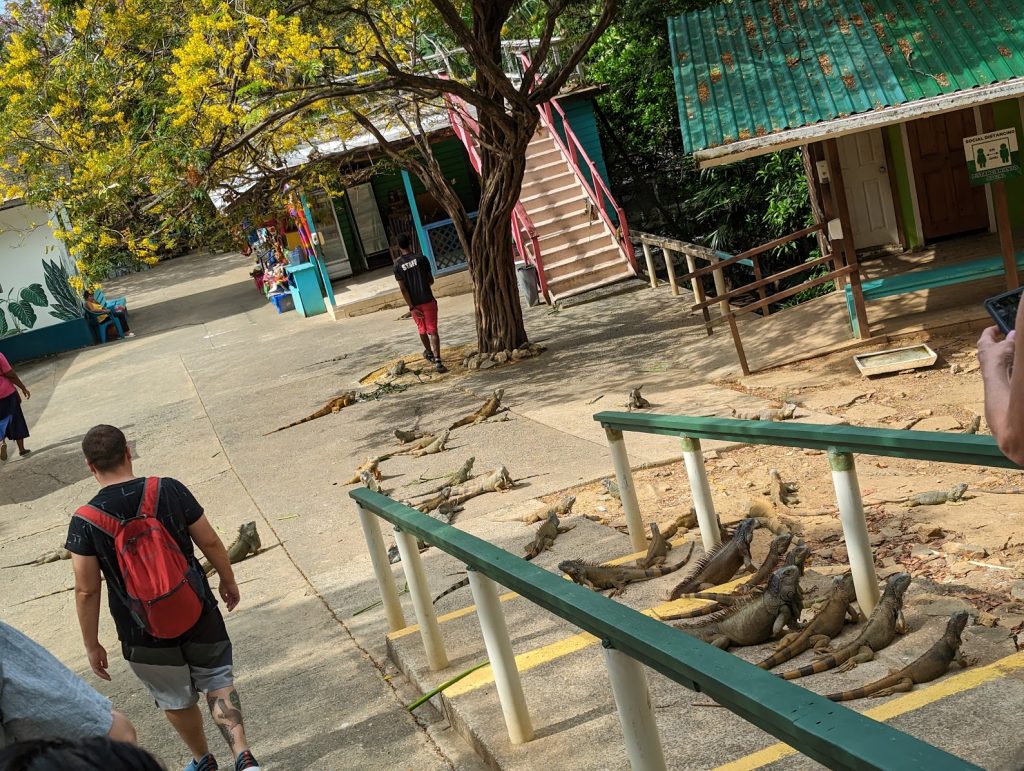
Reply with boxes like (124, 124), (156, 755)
(350, 486), (979, 770)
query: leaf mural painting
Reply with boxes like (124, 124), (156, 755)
(0, 280), (48, 336)
(42, 259), (84, 322)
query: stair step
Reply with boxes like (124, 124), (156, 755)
(526, 195), (591, 224)
(542, 243), (624, 276)
(532, 209), (596, 238)
(520, 179), (581, 206)
(546, 255), (634, 293)
(549, 263), (636, 301)
(540, 226), (616, 260)
(522, 158), (573, 179)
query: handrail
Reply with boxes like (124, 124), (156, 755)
(441, 88), (550, 301)
(350, 486), (978, 770)
(593, 413), (1019, 469)
(518, 53), (638, 271)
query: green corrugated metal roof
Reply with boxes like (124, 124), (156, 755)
(669, 0), (1024, 154)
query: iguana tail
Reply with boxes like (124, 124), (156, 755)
(825, 674), (907, 702)
(655, 602), (723, 620)
(265, 408), (331, 435)
(779, 645), (856, 680)
(647, 543), (694, 576)
(756, 637), (812, 670)
(449, 414), (477, 430)
(433, 577), (469, 604)
(2, 560), (37, 569)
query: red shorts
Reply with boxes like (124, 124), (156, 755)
(411, 300), (438, 335)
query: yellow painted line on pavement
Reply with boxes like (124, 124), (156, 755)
(387, 536), (696, 641)
(713, 651), (1024, 771)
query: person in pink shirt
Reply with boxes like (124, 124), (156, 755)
(0, 351), (31, 461)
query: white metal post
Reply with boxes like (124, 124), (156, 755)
(355, 504), (407, 633)
(467, 570), (534, 744)
(664, 248), (680, 296)
(680, 436), (721, 552)
(605, 428), (647, 552)
(603, 646), (668, 771)
(393, 528), (449, 671)
(642, 241), (659, 289)
(828, 450), (880, 615)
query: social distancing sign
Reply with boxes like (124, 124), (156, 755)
(964, 127), (1021, 185)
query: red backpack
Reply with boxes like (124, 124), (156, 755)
(75, 477), (204, 639)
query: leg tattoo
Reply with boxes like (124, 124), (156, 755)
(207, 690), (244, 753)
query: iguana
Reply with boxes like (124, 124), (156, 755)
(963, 415), (981, 435)
(523, 494), (576, 525)
(656, 508), (697, 539)
(445, 465), (514, 506)
(756, 572), (860, 670)
(674, 565), (803, 649)
(3, 547), (71, 568)
(601, 478), (621, 501)
(414, 457), (475, 497)
(657, 533), (792, 620)
(346, 456), (385, 485)
(524, 512), (576, 560)
(382, 359), (406, 381)
(731, 403), (797, 422)
(667, 518), (757, 600)
(265, 392), (358, 434)
(867, 483), (971, 508)
(779, 572), (911, 681)
(560, 555), (690, 597)
(201, 522), (261, 575)
(449, 389), (505, 430)
(637, 523), (672, 568)
(626, 385), (651, 411)
(825, 610), (974, 701)
(767, 469), (800, 508)
(391, 433), (439, 456)
(411, 430), (450, 457)
(394, 428), (426, 444)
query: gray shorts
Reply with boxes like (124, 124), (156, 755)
(123, 609), (234, 710)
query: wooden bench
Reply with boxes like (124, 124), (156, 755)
(845, 251), (1024, 337)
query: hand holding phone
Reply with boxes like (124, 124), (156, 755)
(985, 286), (1024, 335)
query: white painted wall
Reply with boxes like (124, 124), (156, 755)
(0, 203), (79, 336)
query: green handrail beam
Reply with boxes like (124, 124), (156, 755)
(350, 487), (978, 770)
(594, 412), (1018, 469)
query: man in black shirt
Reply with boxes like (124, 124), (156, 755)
(66, 425), (261, 771)
(393, 233), (447, 373)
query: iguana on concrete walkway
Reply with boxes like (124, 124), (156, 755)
(731, 403), (797, 422)
(394, 428), (426, 444)
(867, 483), (971, 508)
(523, 494), (575, 524)
(411, 430), (450, 457)
(201, 522), (261, 575)
(779, 572), (911, 680)
(524, 512), (576, 560)
(637, 523), (673, 568)
(674, 565), (802, 649)
(658, 534), (792, 619)
(757, 572), (860, 670)
(626, 385), (651, 411)
(445, 465), (514, 506)
(414, 457), (475, 497)
(560, 554), (691, 597)
(667, 518), (757, 600)
(346, 456), (386, 485)
(825, 610), (974, 701)
(3, 547), (71, 568)
(449, 389), (505, 430)
(390, 433), (439, 456)
(265, 392), (358, 434)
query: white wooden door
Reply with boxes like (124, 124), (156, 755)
(347, 183), (390, 256)
(837, 130), (899, 249)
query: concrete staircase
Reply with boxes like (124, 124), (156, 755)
(519, 127), (635, 302)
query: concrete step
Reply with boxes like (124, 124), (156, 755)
(544, 251), (632, 292)
(547, 261), (636, 300)
(522, 157), (573, 180)
(527, 196), (593, 230)
(520, 172), (577, 199)
(531, 209), (596, 240)
(538, 223), (616, 262)
(520, 180), (583, 211)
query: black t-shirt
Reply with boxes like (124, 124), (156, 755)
(65, 477), (215, 646)
(393, 252), (435, 306)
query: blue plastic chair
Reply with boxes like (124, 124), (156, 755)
(85, 308), (125, 343)
(94, 289), (127, 310)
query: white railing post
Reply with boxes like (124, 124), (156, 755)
(393, 527), (449, 671)
(466, 570), (534, 744)
(642, 241), (659, 289)
(680, 436), (721, 552)
(355, 504), (407, 632)
(603, 645), (668, 771)
(828, 450), (880, 615)
(605, 427), (647, 552)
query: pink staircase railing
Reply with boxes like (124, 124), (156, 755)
(518, 54), (637, 272)
(442, 92), (551, 302)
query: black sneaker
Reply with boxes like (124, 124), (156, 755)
(234, 751), (261, 771)
(434, 362), (449, 374)
(423, 349), (436, 363)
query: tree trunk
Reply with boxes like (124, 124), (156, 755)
(468, 206), (528, 353)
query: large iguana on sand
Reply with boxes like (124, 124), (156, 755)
(412, 457), (475, 497)
(866, 483), (971, 508)
(449, 389), (505, 430)
(523, 495), (576, 525)
(201, 522), (261, 575)
(779, 572), (911, 681)
(390, 433), (440, 456)
(667, 518), (757, 600)
(411, 430), (449, 457)
(346, 456), (386, 485)
(3, 547), (71, 568)
(265, 393), (358, 434)
(559, 554), (691, 597)
(826, 610), (974, 701)
(394, 428), (426, 443)
(415, 465), (514, 514)
(674, 565), (802, 649)
(757, 572), (860, 670)
(524, 512), (576, 560)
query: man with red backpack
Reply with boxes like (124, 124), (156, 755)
(66, 425), (261, 771)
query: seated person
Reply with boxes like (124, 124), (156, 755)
(83, 291), (134, 338)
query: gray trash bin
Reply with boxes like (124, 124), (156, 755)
(516, 263), (541, 307)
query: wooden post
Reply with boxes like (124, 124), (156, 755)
(664, 248), (680, 296)
(752, 258), (769, 316)
(726, 312), (750, 376)
(981, 105), (1020, 289)
(642, 240), (659, 289)
(802, 144), (840, 287)
(684, 251), (713, 336)
(824, 138), (870, 339)
(711, 254), (729, 318)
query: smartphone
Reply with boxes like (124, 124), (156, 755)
(985, 286), (1024, 334)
